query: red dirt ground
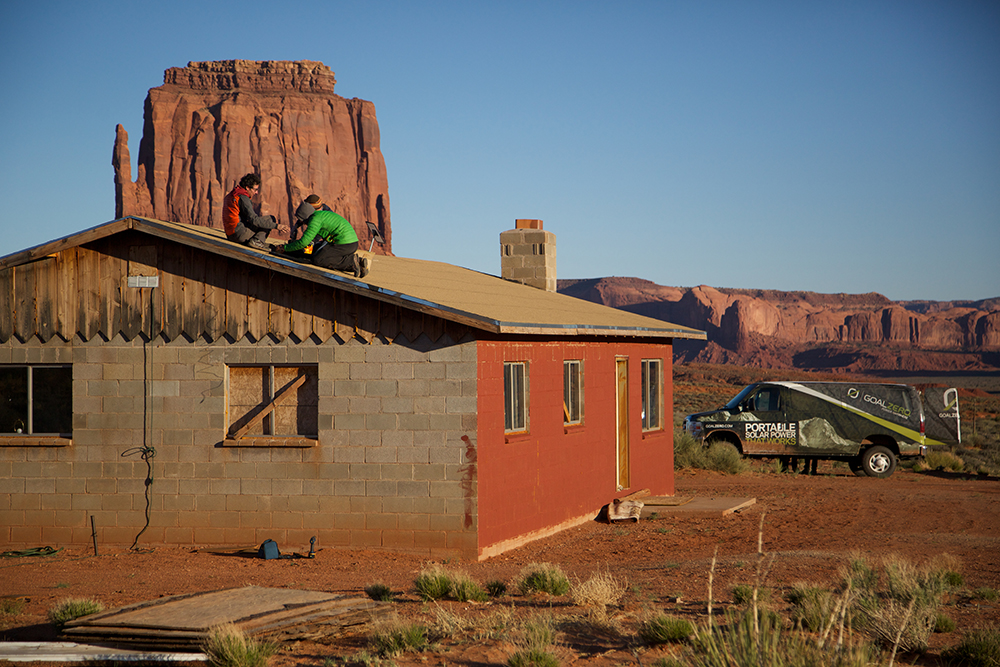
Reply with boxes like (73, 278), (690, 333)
(2, 465), (998, 666)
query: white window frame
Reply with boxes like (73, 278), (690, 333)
(641, 358), (663, 431)
(504, 361), (528, 433)
(563, 359), (584, 425)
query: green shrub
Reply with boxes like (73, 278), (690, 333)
(0, 597), (26, 615)
(47, 598), (104, 628)
(364, 583), (394, 602)
(731, 584), (754, 606)
(370, 620), (429, 657)
(507, 648), (559, 667)
(414, 565), (453, 601)
(944, 625), (1000, 667)
(201, 623), (277, 667)
(705, 441), (748, 474)
(673, 432), (707, 469)
(934, 612), (956, 633)
(786, 583), (835, 632)
(638, 614), (694, 644)
(452, 574), (489, 603)
(924, 449), (966, 472)
(518, 563), (570, 596)
(973, 587), (1000, 602)
(486, 580), (508, 598)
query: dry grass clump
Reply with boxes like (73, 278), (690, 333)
(638, 613), (694, 645)
(414, 564), (454, 601)
(507, 613), (560, 667)
(201, 623), (277, 667)
(452, 572), (489, 602)
(570, 571), (627, 608)
(923, 449), (966, 472)
(47, 598), (104, 628)
(369, 617), (429, 657)
(364, 583), (394, 602)
(944, 625), (1000, 667)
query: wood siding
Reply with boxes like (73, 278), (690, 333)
(0, 232), (471, 345)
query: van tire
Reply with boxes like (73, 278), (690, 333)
(848, 459), (867, 477)
(861, 446), (896, 478)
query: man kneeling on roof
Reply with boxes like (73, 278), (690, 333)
(222, 173), (278, 250)
(275, 194), (369, 278)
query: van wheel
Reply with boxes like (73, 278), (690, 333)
(861, 446), (896, 478)
(848, 459), (867, 477)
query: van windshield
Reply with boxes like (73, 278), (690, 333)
(722, 384), (758, 411)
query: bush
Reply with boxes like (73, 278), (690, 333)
(945, 625), (1000, 667)
(508, 614), (559, 667)
(370, 620), (429, 657)
(0, 597), (26, 615)
(674, 432), (707, 469)
(731, 584), (754, 606)
(934, 612), (956, 633)
(786, 583), (835, 632)
(364, 583), (394, 602)
(47, 598), (104, 628)
(414, 565), (453, 601)
(673, 433), (748, 474)
(571, 572), (627, 608)
(201, 623), (277, 667)
(973, 587), (1000, 602)
(452, 574), (489, 603)
(518, 563), (570, 596)
(924, 449), (966, 472)
(486, 580), (508, 598)
(638, 614), (694, 644)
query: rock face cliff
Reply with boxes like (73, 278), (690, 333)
(559, 277), (1000, 373)
(113, 60), (391, 252)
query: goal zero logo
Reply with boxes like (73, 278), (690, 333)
(847, 388), (860, 399)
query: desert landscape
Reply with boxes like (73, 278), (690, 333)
(2, 363), (997, 667)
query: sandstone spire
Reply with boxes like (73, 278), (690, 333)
(113, 60), (391, 252)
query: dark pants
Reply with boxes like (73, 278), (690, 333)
(312, 241), (358, 272)
(229, 222), (271, 245)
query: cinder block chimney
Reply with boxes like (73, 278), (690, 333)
(500, 219), (556, 292)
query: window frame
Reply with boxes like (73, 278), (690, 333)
(0, 364), (73, 438)
(563, 359), (584, 425)
(225, 364), (318, 447)
(640, 358), (664, 432)
(503, 361), (529, 434)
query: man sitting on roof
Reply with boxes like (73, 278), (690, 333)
(275, 195), (369, 278)
(222, 173), (278, 250)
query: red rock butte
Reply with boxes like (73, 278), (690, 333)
(113, 60), (391, 253)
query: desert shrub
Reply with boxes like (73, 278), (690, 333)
(686, 608), (872, 667)
(414, 565), (453, 601)
(673, 432), (707, 469)
(364, 583), (394, 602)
(571, 571), (627, 608)
(924, 449), (966, 472)
(944, 625), (1000, 667)
(786, 583), (836, 632)
(934, 612), (956, 633)
(452, 573), (489, 603)
(370, 619), (429, 657)
(731, 584), (754, 606)
(508, 614), (559, 667)
(0, 597), (26, 615)
(201, 623), (277, 667)
(486, 579), (508, 598)
(47, 598), (104, 628)
(638, 614), (694, 644)
(518, 563), (570, 596)
(972, 587), (1000, 602)
(706, 441), (748, 474)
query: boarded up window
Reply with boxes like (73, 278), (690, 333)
(228, 365), (318, 438)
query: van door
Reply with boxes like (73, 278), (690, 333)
(737, 386), (798, 455)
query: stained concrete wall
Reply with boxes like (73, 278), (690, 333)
(0, 333), (479, 558)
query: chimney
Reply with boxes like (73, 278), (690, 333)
(500, 219), (556, 292)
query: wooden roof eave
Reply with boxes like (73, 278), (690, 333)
(0, 219), (131, 270)
(495, 323), (709, 340)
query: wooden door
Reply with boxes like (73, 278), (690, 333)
(616, 358), (630, 489)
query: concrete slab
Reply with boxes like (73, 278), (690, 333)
(640, 496), (755, 519)
(0, 642), (205, 663)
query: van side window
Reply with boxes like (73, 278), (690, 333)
(754, 388), (780, 412)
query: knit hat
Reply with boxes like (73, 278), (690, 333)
(305, 194), (324, 208)
(295, 201), (316, 221)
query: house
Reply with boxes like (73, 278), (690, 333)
(0, 217), (705, 559)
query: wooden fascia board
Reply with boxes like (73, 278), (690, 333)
(495, 323), (708, 340)
(0, 219), (131, 270)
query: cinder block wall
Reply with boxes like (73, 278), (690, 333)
(0, 334), (479, 558)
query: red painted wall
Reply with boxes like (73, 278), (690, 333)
(476, 339), (675, 554)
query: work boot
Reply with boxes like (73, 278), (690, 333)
(247, 237), (268, 250)
(359, 256), (370, 279)
(352, 253), (361, 277)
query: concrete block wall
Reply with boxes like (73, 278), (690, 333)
(0, 332), (480, 558)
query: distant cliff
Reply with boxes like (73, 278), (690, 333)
(559, 277), (1000, 373)
(113, 60), (391, 252)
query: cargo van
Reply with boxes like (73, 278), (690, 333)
(682, 382), (961, 478)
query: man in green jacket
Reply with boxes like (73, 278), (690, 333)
(278, 195), (369, 278)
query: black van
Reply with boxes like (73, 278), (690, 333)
(683, 382), (961, 478)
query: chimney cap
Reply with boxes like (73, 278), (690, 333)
(515, 219), (543, 230)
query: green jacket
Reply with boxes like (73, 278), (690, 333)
(283, 210), (359, 252)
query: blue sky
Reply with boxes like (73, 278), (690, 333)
(1, 1), (997, 302)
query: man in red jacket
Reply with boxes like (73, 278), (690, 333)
(222, 174), (277, 249)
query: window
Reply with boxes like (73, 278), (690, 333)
(563, 360), (583, 425)
(227, 365), (318, 439)
(0, 365), (73, 436)
(503, 362), (528, 433)
(641, 359), (663, 431)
